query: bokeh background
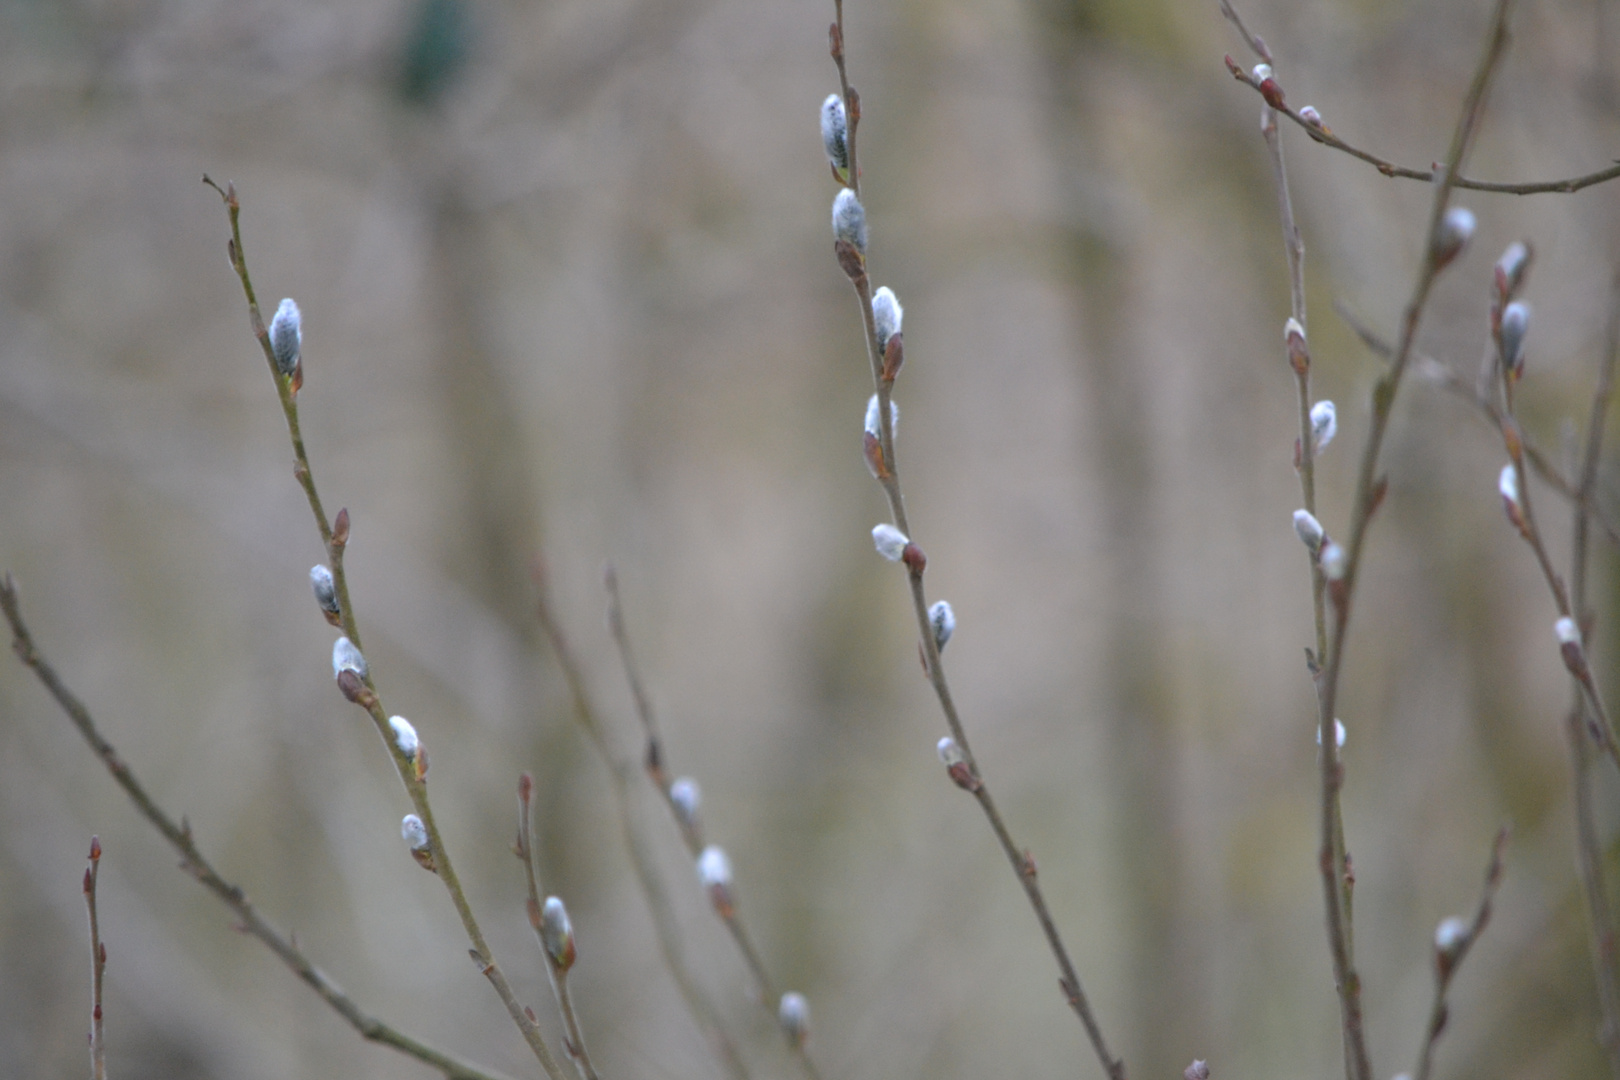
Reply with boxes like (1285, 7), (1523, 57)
(2, 0), (1620, 1076)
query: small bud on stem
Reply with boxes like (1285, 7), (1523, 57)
(269, 299), (302, 380)
(779, 991), (810, 1048)
(540, 896), (577, 973)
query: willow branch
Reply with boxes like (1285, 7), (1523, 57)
(532, 567), (752, 1080)
(202, 177), (564, 1080)
(84, 835), (107, 1080)
(1, 577), (517, 1080)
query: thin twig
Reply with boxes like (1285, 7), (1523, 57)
(1222, 57), (1620, 196)
(1411, 827), (1510, 1080)
(827, 7), (1124, 1078)
(601, 571), (824, 1080)
(0, 576), (517, 1080)
(517, 779), (601, 1080)
(201, 177), (565, 1080)
(1297, 5), (1517, 1079)
(84, 835), (107, 1080)
(532, 567), (752, 1080)
(1565, 266), (1620, 1074)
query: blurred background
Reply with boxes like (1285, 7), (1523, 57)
(2, 0), (1620, 1076)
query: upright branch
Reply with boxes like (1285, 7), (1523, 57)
(84, 836), (107, 1080)
(531, 565), (752, 1080)
(601, 571), (823, 1080)
(0, 576), (517, 1080)
(1411, 828), (1510, 1080)
(201, 178), (565, 1080)
(825, 8), (1125, 1079)
(515, 777), (601, 1080)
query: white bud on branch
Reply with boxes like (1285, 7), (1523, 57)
(1556, 616), (1581, 646)
(779, 991), (810, 1048)
(670, 777), (701, 833)
(697, 844), (733, 889)
(269, 299), (302, 378)
(333, 636), (367, 680)
(1293, 509), (1325, 553)
(309, 565), (340, 618)
(872, 286), (903, 348)
(821, 94), (849, 176)
(1320, 541), (1346, 581)
(1498, 300), (1530, 378)
(401, 814), (429, 850)
(1310, 400), (1337, 453)
(389, 715), (419, 757)
(929, 600), (955, 651)
(1434, 207), (1476, 266)
(832, 189), (867, 254)
(864, 394), (898, 439)
(540, 896), (577, 972)
(872, 523), (909, 561)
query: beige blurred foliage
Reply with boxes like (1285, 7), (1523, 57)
(2, 0), (1620, 1077)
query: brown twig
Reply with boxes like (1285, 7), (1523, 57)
(1222, 58), (1620, 196)
(201, 177), (565, 1080)
(532, 566), (752, 1080)
(516, 778), (601, 1080)
(0, 576), (517, 1080)
(600, 570), (823, 1080)
(84, 835), (107, 1080)
(1411, 827), (1510, 1080)
(826, 7), (1123, 1078)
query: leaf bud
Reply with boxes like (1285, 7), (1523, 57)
(269, 299), (302, 379)
(937, 736), (978, 791)
(540, 895), (577, 972)
(1434, 915), (1469, 972)
(929, 600), (955, 651)
(402, 814), (435, 871)
(1284, 317), (1309, 374)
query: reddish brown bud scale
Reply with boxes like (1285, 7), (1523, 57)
(336, 668), (366, 703)
(89, 836), (101, 861)
(1562, 640), (1588, 678)
(1258, 78), (1285, 109)
(828, 22), (841, 59)
(708, 883), (736, 919)
(527, 896), (544, 931)
(902, 543), (926, 574)
(83, 867), (93, 894)
(518, 772), (533, 804)
(881, 333), (904, 382)
(864, 431), (889, 479)
(332, 507), (350, 548)
(947, 760), (979, 792)
(835, 239), (866, 281)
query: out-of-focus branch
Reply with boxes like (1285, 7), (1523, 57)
(84, 835), (107, 1080)
(1411, 828), (1510, 1080)
(1222, 58), (1620, 196)
(532, 565), (752, 1080)
(601, 570), (823, 1080)
(0, 576), (517, 1080)
(202, 177), (565, 1080)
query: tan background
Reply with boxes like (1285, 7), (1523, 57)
(2, 0), (1619, 1077)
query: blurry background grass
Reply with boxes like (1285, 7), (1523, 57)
(1, 0), (1619, 1077)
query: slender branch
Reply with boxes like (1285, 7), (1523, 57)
(1412, 827), (1510, 1080)
(0, 576), (517, 1080)
(202, 177), (565, 1080)
(1565, 266), (1620, 1074)
(600, 571), (824, 1080)
(1222, 60), (1620, 196)
(84, 836), (107, 1080)
(532, 567), (752, 1080)
(827, 7), (1123, 1078)
(516, 779), (601, 1080)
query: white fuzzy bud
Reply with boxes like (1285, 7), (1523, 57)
(864, 394), (898, 439)
(1310, 400), (1337, 452)
(779, 991), (810, 1047)
(401, 813), (429, 850)
(832, 189), (867, 253)
(697, 844), (733, 889)
(1498, 463), (1520, 510)
(540, 896), (576, 972)
(872, 523), (909, 561)
(1298, 105), (1322, 126)
(1556, 616), (1582, 646)
(1316, 718), (1346, 750)
(1293, 509), (1325, 553)
(1252, 63), (1272, 82)
(937, 736), (964, 767)
(1496, 241), (1530, 296)
(1434, 207), (1476, 265)
(872, 287), (903, 347)
(670, 777), (701, 832)
(309, 565), (340, 616)
(269, 299), (302, 378)
(389, 715), (419, 757)
(821, 94), (849, 174)
(1320, 541), (1346, 581)
(333, 636), (367, 680)
(929, 600), (956, 651)
(1434, 915), (1469, 956)
(1498, 300), (1530, 376)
